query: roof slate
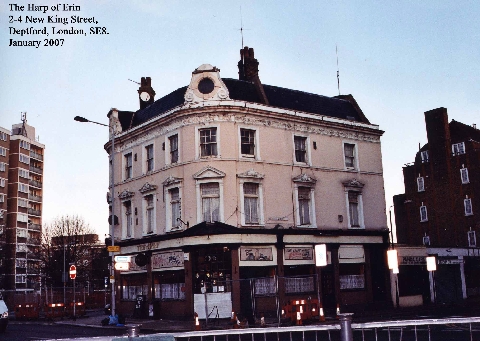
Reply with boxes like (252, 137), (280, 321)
(122, 78), (367, 130)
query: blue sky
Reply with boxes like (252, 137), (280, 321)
(1, 0), (479, 238)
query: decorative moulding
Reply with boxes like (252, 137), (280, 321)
(139, 182), (158, 194)
(342, 178), (365, 190)
(184, 64), (230, 103)
(118, 190), (135, 200)
(237, 169), (265, 179)
(162, 175), (183, 187)
(292, 173), (317, 184)
(193, 166), (226, 179)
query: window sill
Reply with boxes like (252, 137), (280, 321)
(420, 220), (428, 223)
(348, 226), (365, 229)
(297, 225), (317, 229)
(166, 228), (183, 233)
(465, 213), (474, 217)
(142, 231), (155, 237)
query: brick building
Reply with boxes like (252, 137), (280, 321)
(0, 117), (45, 292)
(393, 107), (480, 306)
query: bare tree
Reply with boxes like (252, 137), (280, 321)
(40, 215), (106, 289)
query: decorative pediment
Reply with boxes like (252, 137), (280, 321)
(342, 178), (365, 190)
(139, 182), (158, 194)
(184, 64), (230, 103)
(193, 166), (226, 180)
(162, 175), (183, 187)
(292, 173), (317, 184)
(237, 169), (264, 179)
(118, 190), (135, 200)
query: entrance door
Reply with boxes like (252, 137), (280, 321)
(435, 264), (463, 304)
(321, 266), (336, 308)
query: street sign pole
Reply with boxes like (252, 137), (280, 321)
(73, 277), (76, 319)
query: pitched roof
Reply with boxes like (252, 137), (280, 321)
(119, 78), (368, 130)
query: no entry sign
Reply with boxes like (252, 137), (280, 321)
(69, 264), (77, 279)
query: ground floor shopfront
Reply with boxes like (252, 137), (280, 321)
(113, 222), (391, 321)
(391, 246), (480, 308)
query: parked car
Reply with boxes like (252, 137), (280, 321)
(0, 295), (8, 332)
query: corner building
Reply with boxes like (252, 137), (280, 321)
(109, 48), (390, 320)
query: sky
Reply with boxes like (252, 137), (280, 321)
(1, 0), (479, 239)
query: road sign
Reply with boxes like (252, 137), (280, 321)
(69, 264), (77, 279)
(114, 255), (131, 262)
(107, 245), (120, 252)
(114, 262), (129, 271)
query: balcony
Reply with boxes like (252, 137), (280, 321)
(28, 179), (43, 188)
(28, 194), (42, 202)
(29, 151), (43, 161)
(16, 244), (28, 253)
(28, 208), (41, 216)
(28, 223), (41, 231)
(29, 165), (43, 174)
(29, 179), (42, 188)
(27, 238), (40, 246)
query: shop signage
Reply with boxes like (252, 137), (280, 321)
(152, 251), (184, 269)
(285, 247), (313, 260)
(438, 258), (463, 265)
(240, 247), (273, 261)
(400, 256), (426, 265)
(128, 261), (147, 272)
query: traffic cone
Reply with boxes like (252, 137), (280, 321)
(319, 302), (325, 322)
(194, 312), (201, 331)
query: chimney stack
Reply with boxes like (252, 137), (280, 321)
(138, 77), (156, 110)
(237, 47), (269, 105)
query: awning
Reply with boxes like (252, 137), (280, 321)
(338, 245), (365, 263)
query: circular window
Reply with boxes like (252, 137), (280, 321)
(198, 78), (215, 94)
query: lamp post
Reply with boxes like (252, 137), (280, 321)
(387, 205), (400, 307)
(74, 115), (116, 317)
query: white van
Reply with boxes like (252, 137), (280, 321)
(0, 295), (8, 332)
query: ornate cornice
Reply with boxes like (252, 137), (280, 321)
(139, 182), (158, 194)
(342, 178), (365, 190)
(237, 169), (265, 179)
(162, 175), (183, 187)
(118, 111), (381, 153)
(292, 173), (317, 184)
(118, 190), (135, 200)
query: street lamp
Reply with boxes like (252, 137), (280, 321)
(74, 115), (116, 317)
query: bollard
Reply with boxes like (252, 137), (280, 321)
(338, 313), (354, 341)
(127, 324), (140, 337)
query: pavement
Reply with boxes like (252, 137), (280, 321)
(9, 300), (480, 335)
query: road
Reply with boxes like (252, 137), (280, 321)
(0, 323), (126, 341)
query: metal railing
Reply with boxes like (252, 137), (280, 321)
(28, 223), (41, 231)
(165, 316), (480, 341)
(29, 179), (43, 188)
(28, 194), (42, 202)
(29, 150), (44, 161)
(29, 165), (43, 174)
(28, 208), (41, 216)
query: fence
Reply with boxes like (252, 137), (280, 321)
(143, 316), (480, 341)
(2, 287), (111, 319)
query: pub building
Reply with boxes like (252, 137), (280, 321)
(106, 47), (391, 320)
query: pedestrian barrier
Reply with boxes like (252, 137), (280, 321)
(44, 303), (65, 319)
(15, 303), (40, 320)
(66, 301), (86, 317)
(281, 298), (320, 324)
